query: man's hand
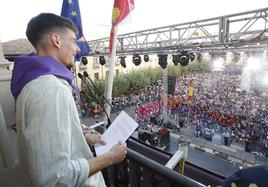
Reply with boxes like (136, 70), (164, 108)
(87, 141), (127, 176)
(85, 133), (106, 146)
(107, 141), (127, 165)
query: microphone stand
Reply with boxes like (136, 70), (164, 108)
(83, 71), (119, 115)
(78, 73), (112, 127)
(78, 73), (117, 186)
(83, 71), (125, 184)
(78, 73), (115, 186)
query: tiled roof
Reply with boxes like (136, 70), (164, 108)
(2, 38), (35, 56)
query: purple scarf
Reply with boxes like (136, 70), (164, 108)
(11, 53), (75, 98)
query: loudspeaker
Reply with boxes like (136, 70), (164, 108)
(167, 75), (176, 94)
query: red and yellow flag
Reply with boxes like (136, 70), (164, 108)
(109, 0), (135, 54)
(188, 80), (193, 101)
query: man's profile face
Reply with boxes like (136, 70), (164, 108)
(57, 29), (80, 69)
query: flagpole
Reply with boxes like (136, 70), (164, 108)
(104, 26), (118, 122)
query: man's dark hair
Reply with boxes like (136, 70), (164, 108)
(26, 13), (78, 48)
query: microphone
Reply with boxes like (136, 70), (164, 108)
(78, 73), (112, 126)
(81, 73), (127, 185)
(83, 71), (119, 115)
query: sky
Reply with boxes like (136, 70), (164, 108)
(0, 0), (267, 42)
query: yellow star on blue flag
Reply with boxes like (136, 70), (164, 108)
(67, 0), (72, 5)
(61, 0), (91, 60)
(71, 10), (77, 17)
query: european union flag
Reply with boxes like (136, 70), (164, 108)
(61, 0), (91, 60)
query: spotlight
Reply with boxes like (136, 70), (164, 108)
(144, 54), (149, 62)
(172, 54), (180, 66)
(133, 54), (141, 66)
(179, 51), (190, 66)
(81, 56), (88, 65)
(99, 56), (106, 65)
(158, 54), (168, 69)
(119, 56), (126, 68)
(197, 53), (202, 63)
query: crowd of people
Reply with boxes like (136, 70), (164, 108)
(170, 71), (268, 156)
(106, 71), (268, 156)
(80, 83), (162, 119)
(80, 68), (268, 156)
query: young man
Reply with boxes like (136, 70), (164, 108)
(11, 13), (126, 187)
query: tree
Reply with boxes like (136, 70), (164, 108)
(80, 60), (211, 102)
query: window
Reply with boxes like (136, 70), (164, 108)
(93, 57), (100, 69)
(94, 72), (99, 80)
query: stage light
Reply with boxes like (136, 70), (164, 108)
(133, 54), (141, 66)
(172, 54), (179, 66)
(99, 56), (106, 65)
(119, 56), (126, 68)
(81, 56), (88, 65)
(144, 54), (149, 62)
(179, 51), (190, 66)
(158, 54), (168, 69)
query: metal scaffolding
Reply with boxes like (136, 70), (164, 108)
(88, 7), (268, 55)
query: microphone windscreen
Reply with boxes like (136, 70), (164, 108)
(78, 73), (83, 79)
(83, 71), (89, 77)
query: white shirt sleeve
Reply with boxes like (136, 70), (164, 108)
(22, 85), (89, 187)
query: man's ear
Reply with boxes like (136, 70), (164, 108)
(51, 34), (61, 49)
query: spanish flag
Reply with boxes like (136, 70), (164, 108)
(188, 80), (193, 101)
(109, 0), (135, 54)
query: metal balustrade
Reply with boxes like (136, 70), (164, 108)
(103, 137), (225, 187)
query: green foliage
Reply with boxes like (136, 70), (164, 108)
(112, 75), (130, 96)
(118, 68), (162, 96)
(167, 65), (181, 76)
(167, 60), (211, 75)
(81, 79), (106, 104)
(81, 60), (211, 101)
(225, 61), (239, 70)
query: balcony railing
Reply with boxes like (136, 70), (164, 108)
(102, 137), (225, 187)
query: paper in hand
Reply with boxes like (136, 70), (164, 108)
(94, 111), (138, 156)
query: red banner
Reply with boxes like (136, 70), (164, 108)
(109, 0), (135, 54)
